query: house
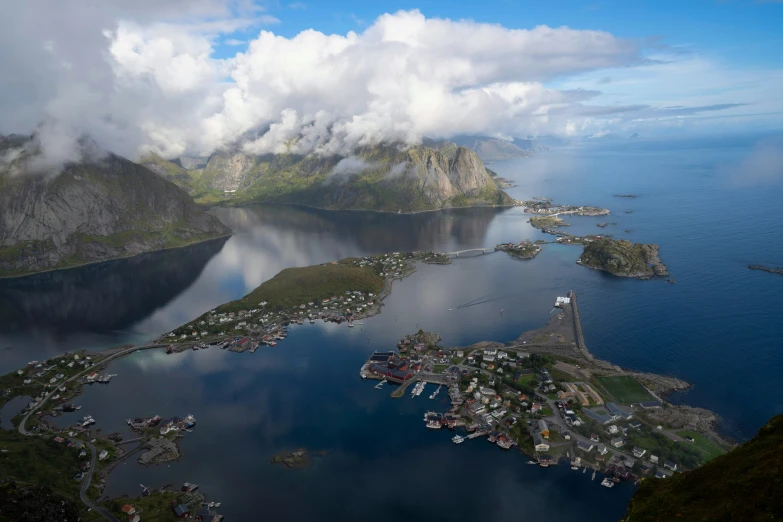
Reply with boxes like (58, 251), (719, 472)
(99, 449), (109, 460)
(173, 504), (190, 519)
(606, 402), (634, 420)
(629, 421), (642, 429)
(597, 444), (608, 455)
(611, 437), (624, 448)
(590, 433), (600, 443)
(121, 504), (136, 515)
(664, 460), (678, 471)
(533, 432), (550, 452)
(538, 419), (550, 438)
(632, 446), (647, 458)
(195, 507), (221, 521)
(649, 454), (659, 464)
(577, 441), (593, 452)
(639, 400), (662, 409)
(583, 408), (612, 425)
(654, 470), (669, 479)
(540, 368), (553, 384)
(129, 514), (141, 522)
(607, 425), (619, 434)
(563, 431), (571, 440)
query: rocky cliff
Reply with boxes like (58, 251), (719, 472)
(623, 414), (783, 521)
(0, 137), (231, 277)
(151, 142), (513, 212)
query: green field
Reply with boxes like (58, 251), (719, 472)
(596, 375), (654, 404)
(517, 373), (537, 385)
(677, 430), (727, 462)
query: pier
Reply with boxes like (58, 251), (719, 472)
(568, 290), (593, 361)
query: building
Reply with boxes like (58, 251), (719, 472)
(639, 400), (662, 409)
(606, 402), (633, 420)
(654, 470), (669, 479)
(577, 441), (594, 452)
(540, 368), (553, 384)
(664, 461), (678, 471)
(584, 408), (612, 425)
(173, 504), (190, 519)
(649, 454), (659, 464)
(533, 432), (550, 452)
(597, 444), (608, 455)
(121, 505), (136, 516)
(99, 449), (109, 460)
(632, 446), (647, 458)
(538, 420), (549, 438)
(611, 437), (624, 448)
(555, 296), (571, 307)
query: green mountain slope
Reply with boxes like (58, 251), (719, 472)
(151, 142), (514, 212)
(624, 414), (783, 522)
(0, 137), (231, 277)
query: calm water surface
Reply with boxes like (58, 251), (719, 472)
(2, 137), (782, 520)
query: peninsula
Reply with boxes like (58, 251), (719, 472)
(359, 290), (733, 485)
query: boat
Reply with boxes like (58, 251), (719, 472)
(347, 321), (354, 327)
(181, 482), (199, 492)
(448, 308), (453, 311)
(526, 460), (538, 465)
(571, 465), (579, 470)
(601, 478), (615, 488)
(583, 467), (587, 474)
(452, 435), (465, 444)
(82, 415), (95, 427)
(185, 414), (196, 427)
(592, 470), (596, 481)
(426, 419), (442, 429)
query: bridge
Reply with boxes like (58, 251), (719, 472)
(443, 247), (498, 257)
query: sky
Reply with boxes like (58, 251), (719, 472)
(0, 0), (781, 164)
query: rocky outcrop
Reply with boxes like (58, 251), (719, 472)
(0, 139), (231, 277)
(578, 239), (669, 279)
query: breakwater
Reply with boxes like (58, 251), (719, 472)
(568, 290), (593, 361)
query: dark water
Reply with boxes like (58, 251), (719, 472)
(2, 137), (782, 520)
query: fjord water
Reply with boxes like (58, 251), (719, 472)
(2, 137), (782, 520)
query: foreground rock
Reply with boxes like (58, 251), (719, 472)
(579, 239), (669, 279)
(623, 414), (783, 521)
(0, 134), (231, 277)
(0, 482), (82, 522)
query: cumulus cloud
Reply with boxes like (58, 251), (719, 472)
(328, 156), (375, 183)
(0, 3), (773, 167)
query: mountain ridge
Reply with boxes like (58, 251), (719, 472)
(0, 136), (231, 278)
(142, 141), (514, 212)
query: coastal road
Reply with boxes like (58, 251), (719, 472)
(16, 343), (162, 521)
(81, 442), (121, 522)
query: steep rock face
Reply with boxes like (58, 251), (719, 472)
(0, 145), (231, 277)
(157, 142), (512, 212)
(623, 415), (783, 521)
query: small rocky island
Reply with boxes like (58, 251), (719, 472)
(579, 238), (669, 279)
(496, 241), (543, 260)
(270, 448), (325, 469)
(748, 264), (783, 276)
(613, 194), (638, 198)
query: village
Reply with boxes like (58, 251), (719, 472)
(359, 293), (729, 488)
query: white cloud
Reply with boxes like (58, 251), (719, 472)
(0, 5), (779, 166)
(224, 38), (247, 46)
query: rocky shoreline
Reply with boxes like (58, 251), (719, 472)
(748, 264), (783, 276)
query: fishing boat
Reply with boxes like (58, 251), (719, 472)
(583, 467), (587, 474)
(452, 435), (465, 444)
(348, 321), (354, 327)
(592, 470), (596, 481)
(601, 478), (615, 488)
(82, 415), (95, 427)
(527, 460), (538, 465)
(571, 465), (579, 470)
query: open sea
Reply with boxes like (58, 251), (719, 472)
(1, 135), (781, 521)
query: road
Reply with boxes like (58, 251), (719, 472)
(17, 343), (161, 521)
(81, 442), (121, 522)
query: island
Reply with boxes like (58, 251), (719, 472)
(578, 239), (669, 279)
(496, 241), (544, 260)
(613, 194), (638, 198)
(523, 199), (610, 217)
(748, 264), (783, 276)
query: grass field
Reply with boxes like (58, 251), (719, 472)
(596, 375), (654, 404)
(677, 430), (727, 462)
(517, 373), (537, 385)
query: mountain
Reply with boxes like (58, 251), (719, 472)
(447, 136), (535, 161)
(144, 142), (513, 212)
(0, 135), (231, 278)
(623, 414), (783, 521)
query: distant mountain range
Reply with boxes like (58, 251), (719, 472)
(142, 141), (513, 212)
(443, 136), (550, 161)
(0, 135), (231, 277)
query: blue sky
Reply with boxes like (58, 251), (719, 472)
(2, 0), (781, 160)
(218, 0), (783, 65)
